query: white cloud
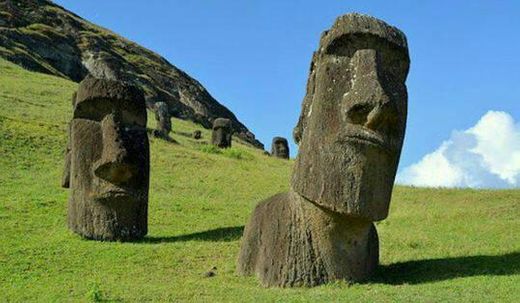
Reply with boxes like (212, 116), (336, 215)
(397, 111), (520, 188)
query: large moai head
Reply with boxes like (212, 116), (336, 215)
(271, 137), (290, 159)
(154, 101), (171, 136)
(67, 76), (150, 241)
(291, 14), (410, 221)
(211, 118), (233, 148)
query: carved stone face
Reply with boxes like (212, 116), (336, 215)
(67, 76), (149, 240)
(271, 137), (289, 159)
(154, 101), (171, 135)
(291, 14), (410, 221)
(211, 118), (232, 148)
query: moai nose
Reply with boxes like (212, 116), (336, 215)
(365, 102), (396, 131)
(94, 113), (137, 184)
(345, 49), (395, 131)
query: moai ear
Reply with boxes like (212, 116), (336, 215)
(293, 52), (318, 144)
(61, 123), (71, 188)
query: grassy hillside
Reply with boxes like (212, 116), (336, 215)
(0, 0), (264, 148)
(0, 57), (519, 302)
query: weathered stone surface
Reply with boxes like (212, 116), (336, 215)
(238, 13), (409, 287)
(291, 13), (409, 221)
(153, 101), (171, 138)
(61, 92), (76, 188)
(61, 125), (71, 188)
(238, 191), (379, 287)
(211, 118), (233, 148)
(66, 76), (149, 241)
(192, 130), (202, 139)
(0, 0), (264, 149)
(271, 137), (289, 159)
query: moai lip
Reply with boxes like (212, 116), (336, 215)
(238, 13), (409, 287)
(65, 76), (150, 241)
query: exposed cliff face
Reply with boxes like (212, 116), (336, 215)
(0, 0), (263, 148)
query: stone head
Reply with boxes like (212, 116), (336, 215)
(211, 118), (233, 148)
(154, 101), (171, 135)
(68, 76), (149, 239)
(271, 137), (290, 159)
(291, 14), (410, 221)
(193, 130), (202, 139)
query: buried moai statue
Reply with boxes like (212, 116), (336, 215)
(237, 14), (410, 287)
(193, 130), (202, 139)
(63, 76), (150, 241)
(271, 137), (289, 159)
(211, 118), (233, 148)
(153, 101), (171, 138)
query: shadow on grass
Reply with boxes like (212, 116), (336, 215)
(372, 252), (520, 285)
(140, 226), (244, 244)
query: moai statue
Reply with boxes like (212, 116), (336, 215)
(153, 101), (171, 138)
(193, 130), (202, 140)
(270, 137), (289, 159)
(211, 118), (232, 148)
(238, 14), (409, 287)
(65, 76), (150, 241)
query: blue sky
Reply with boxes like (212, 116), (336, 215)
(54, 0), (520, 187)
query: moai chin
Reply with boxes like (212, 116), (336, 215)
(154, 101), (171, 138)
(271, 137), (290, 159)
(65, 76), (150, 241)
(238, 13), (409, 287)
(211, 118), (232, 148)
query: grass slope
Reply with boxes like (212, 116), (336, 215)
(0, 0), (264, 148)
(0, 57), (519, 302)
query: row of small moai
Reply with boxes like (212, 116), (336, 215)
(61, 13), (409, 287)
(150, 94), (290, 157)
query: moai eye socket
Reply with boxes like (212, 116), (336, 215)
(324, 34), (409, 81)
(73, 98), (146, 127)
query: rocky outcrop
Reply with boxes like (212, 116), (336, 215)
(0, 0), (263, 148)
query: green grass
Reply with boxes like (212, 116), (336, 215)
(0, 57), (519, 302)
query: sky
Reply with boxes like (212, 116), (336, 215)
(53, 0), (520, 188)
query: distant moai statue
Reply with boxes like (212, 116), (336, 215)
(271, 137), (289, 159)
(211, 118), (232, 148)
(153, 101), (171, 138)
(65, 76), (150, 241)
(238, 14), (410, 287)
(193, 130), (202, 139)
